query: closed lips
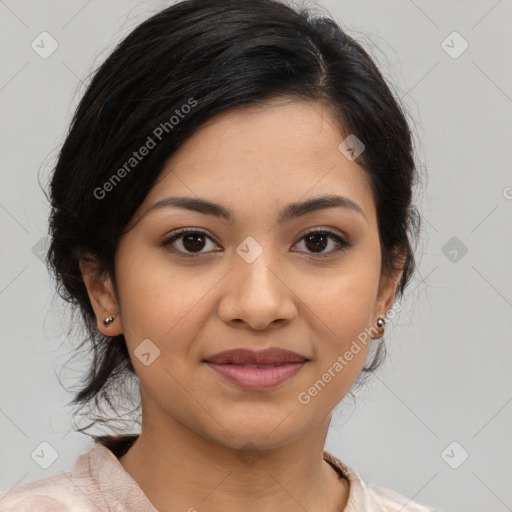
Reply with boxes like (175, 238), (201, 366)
(203, 347), (309, 365)
(203, 347), (309, 391)
(228, 363), (288, 367)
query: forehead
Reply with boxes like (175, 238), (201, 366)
(135, 99), (376, 227)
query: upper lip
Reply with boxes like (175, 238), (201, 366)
(204, 347), (308, 365)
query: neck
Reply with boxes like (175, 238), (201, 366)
(117, 414), (349, 512)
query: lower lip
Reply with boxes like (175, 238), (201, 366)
(205, 362), (306, 390)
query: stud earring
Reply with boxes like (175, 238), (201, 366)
(103, 315), (117, 326)
(371, 317), (386, 340)
(376, 317), (386, 329)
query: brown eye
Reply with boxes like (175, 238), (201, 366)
(293, 229), (352, 259)
(304, 232), (329, 252)
(181, 232), (207, 252)
(162, 228), (352, 259)
(162, 229), (219, 257)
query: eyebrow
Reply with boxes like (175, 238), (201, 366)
(143, 193), (367, 224)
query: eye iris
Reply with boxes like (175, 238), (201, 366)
(183, 233), (206, 252)
(305, 233), (328, 253)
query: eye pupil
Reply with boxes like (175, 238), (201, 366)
(183, 233), (206, 252)
(305, 233), (328, 252)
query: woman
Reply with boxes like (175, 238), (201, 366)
(0, 0), (440, 510)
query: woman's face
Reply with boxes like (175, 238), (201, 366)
(84, 99), (401, 450)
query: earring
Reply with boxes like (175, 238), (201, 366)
(103, 315), (116, 326)
(376, 317), (386, 329)
(372, 317), (386, 339)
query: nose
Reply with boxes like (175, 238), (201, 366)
(217, 246), (297, 330)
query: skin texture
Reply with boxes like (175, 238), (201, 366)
(79, 98), (404, 512)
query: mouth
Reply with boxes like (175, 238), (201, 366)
(203, 347), (308, 365)
(203, 347), (309, 390)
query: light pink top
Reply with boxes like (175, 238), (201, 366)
(0, 439), (442, 511)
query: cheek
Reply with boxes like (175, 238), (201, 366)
(301, 267), (379, 336)
(116, 245), (221, 367)
(296, 261), (380, 382)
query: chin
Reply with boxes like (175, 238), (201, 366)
(204, 415), (309, 453)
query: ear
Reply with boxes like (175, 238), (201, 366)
(78, 253), (123, 337)
(374, 250), (406, 320)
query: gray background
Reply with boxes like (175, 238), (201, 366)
(1, 1), (511, 511)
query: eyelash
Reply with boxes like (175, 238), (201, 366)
(161, 228), (353, 260)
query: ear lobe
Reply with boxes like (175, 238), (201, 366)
(78, 254), (123, 336)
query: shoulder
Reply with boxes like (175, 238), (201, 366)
(0, 451), (104, 512)
(322, 450), (442, 512)
(364, 483), (443, 512)
(0, 473), (97, 512)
